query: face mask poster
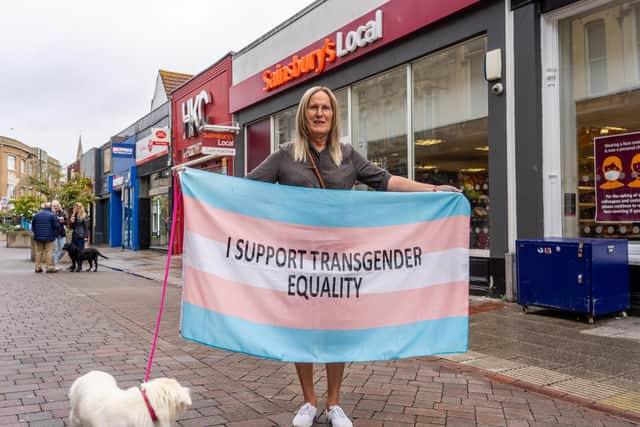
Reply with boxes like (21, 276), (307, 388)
(595, 132), (640, 222)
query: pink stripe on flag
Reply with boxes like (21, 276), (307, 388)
(183, 195), (468, 254)
(183, 265), (468, 330)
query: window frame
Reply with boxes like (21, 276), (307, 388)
(584, 18), (608, 96)
(102, 147), (112, 173)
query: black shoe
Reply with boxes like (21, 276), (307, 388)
(66, 266), (74, 271)
(35, 269), (43, 273)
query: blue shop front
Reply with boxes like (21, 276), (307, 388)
(108, 137), (140, 250)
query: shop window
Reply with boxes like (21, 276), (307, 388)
(334, 88), (349, 144)
(585, 19), (607, 96)
(7, 155), (16, 172)
(246, 119), (271, 174)
(103, 147), (111, 173)
(352, 66), (407, 177)
(150, 195), (168, 247)
(413, 36), (489, 250)
(636, 7), (640, 79)
(560, 1), (640, 242)
(274, 106), (296, 149)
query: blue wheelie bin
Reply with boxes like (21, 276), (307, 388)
(516, 238), (630, 323)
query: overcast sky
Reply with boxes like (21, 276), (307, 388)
(0, 0), (312, 167)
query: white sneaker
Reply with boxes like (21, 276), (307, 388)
(326, 405), (352, 427)
(292, 402), (317, 427)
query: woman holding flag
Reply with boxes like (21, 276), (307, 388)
(247, 86), (460, 427)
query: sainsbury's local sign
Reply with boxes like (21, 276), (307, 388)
(262, 10), (383, 92)
(230, 0), (481, 113)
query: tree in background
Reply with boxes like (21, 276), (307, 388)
(25, 173), (96, 213)
(10, 174), (97, 226)
(57, 174), (97, 212)
(10, 193), (44, 228)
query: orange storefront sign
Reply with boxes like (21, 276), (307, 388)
(262, 38), (336, 92)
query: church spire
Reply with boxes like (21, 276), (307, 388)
(76, 135), (83, 161)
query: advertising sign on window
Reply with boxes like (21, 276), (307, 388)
(136, 127), (170, 165)
(595, 131), (640, 222)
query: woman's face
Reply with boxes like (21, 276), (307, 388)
(305, 91), (333, 141)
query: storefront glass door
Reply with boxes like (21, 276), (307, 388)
(559, 0), (640, 243)
(151, 194), (168, 247)
(122, 186), (133, 249)
(412, 36), (489, 250)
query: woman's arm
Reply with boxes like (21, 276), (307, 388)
(246, 150), (283, 183)
(387, 175), (461, 193)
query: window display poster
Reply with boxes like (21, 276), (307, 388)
(595, 131), (640, 222)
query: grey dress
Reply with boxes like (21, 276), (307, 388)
(246, 142), (391, 190)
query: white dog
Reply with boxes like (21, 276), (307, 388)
(69, 370), (192, 427)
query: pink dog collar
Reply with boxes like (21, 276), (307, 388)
(140, 387), (159, 422)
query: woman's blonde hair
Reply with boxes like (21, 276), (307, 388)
(74, 202), (86, 221)
(294, 86), (342, 166)
(51, 200), (61, 211)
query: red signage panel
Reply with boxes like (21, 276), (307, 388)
(171, 55), (233, 165)
(230, 0), (481, 112)
(595, 131), (640, 222)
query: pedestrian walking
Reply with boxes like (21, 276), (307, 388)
(31, 202), (60, 273)
(51, 200), (67, 268)
(69, 202), (88, 250)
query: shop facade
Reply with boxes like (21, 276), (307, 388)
(134, 103), (171, 250)
(512, 0), (640, 310)
(94, 141), (111, 245)
(108, 137), (139, 249)
(171, 54), (235, 254)
(79, 147), (99, 244)
(230, 0), (509, 295)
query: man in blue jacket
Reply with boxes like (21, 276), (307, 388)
(31, 202), (60, 273)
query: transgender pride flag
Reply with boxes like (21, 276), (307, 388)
(179, 167), (470, 363)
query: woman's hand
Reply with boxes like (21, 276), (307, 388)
(434, 184), (462, 193)
(387, 176), (462, 193)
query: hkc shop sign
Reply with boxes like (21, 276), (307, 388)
(182, 90), (211, 139)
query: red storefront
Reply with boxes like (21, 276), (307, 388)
(171, 54), (235, 254)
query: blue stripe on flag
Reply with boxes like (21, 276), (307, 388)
(180, 168), (469, 227)
(181, 302), (468, 363)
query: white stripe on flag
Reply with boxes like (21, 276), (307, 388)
(183, 230), (469, 295)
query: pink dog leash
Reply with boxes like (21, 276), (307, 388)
(144, 173), (183, 383)
(140, 387), (159, 422)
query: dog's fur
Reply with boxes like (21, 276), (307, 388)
(68, 370), (191, 427)
(63, 243), (109, 272)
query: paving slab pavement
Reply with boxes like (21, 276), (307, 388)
(96, 246), (640, 421)
(1, 246), (639, 426)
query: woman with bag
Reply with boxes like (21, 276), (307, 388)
(51, 200), (67, 269)
(69, 202), (88, 250)
(247, 86), (459, 427)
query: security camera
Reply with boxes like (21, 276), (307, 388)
(491, 82), (504, 96)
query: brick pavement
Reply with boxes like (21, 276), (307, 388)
(0, 246), (639, 426)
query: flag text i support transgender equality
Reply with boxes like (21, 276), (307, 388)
(179, 167), (470, 363)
